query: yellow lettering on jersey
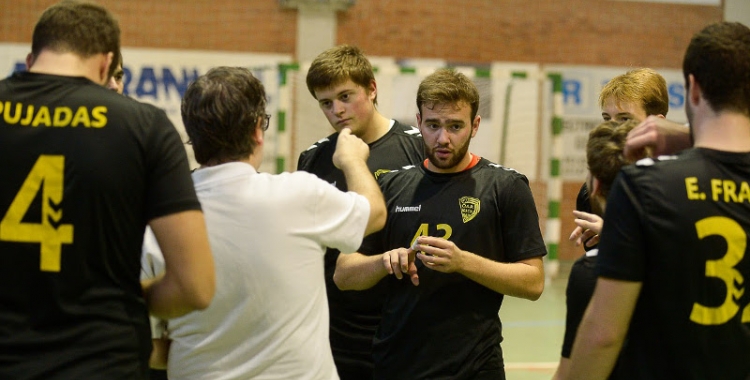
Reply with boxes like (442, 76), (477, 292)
(71, 106), (91, 127)
(711, 179), (722, 202)
(373, 169), (391, 180)
(90, 106), (107, 128)
(690, 216), (745, 325)
(685, 177), (704, 200)
(0, 155), (74, 272)
(739, 182), (750, 203)
(436, 224), (452, 240)
(1, 101), (106, 129)
(31, 106), (52, 127)
(3, 101), (22, 124)
(409, 223), (453, 248)
(410, 224), (430, 248)
(20, 105), (34, 126)
(723, 180), (738, 203)
(53, 107), (73, 127)
(707, 179), (750, 204)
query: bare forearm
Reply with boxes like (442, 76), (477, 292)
(144, 272), (211, 319)
(146, 211), (215, 319)
(564, 278), (641, 380)
(565, 316), (624, 379)
(458, 255), (544, 300)
(149, 338), (170, 369)
(334, 252), (389, 290)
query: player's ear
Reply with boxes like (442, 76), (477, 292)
(591, 176), (602, 197)
(25, 52), (35, 70)
(687, 74), (703, 107)
(253, 117), (264, 146)
(367, 79), (377, 102)
(470, 115), (480, 138)
(98, 52), (114, 85)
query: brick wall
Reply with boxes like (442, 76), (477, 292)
(1, 0), (722, 68)
(338, 0), (722, 68)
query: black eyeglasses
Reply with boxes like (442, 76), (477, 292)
(261, 114), (271, 131)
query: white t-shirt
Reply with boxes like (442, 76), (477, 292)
(142, 162), (370, 380)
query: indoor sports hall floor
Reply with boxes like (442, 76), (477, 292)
(500, 269), (569, 380)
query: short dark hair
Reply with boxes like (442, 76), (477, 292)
(417, 68), (480, 120)
(32, 0), (121, 79)
(683, 22), (750, 117)
(306, 45), (377, 104)
(181, 67), (267, 165)
(586, 119), (640, 215)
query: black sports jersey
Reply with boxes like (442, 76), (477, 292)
(0, 72), (200, 379)
(360, 157), (547, 380)
(562, 183), (597, 357)
(297, 120), (423, 379)
(598, 148), (750, 380)
(561, 253), (597, 358)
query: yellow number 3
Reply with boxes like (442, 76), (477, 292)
(0, 155), (74, 272)
(690, 216), (749, 325)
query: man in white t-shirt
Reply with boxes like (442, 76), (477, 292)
(142, 66), (386, 380)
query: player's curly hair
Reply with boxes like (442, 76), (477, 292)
(417, 68), (480, 120)
(306, 44), (377, 105)
(181, 67), (267, 165)
(586, 119), (640, 214)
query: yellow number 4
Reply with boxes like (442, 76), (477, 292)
(0, 155), (73, 272)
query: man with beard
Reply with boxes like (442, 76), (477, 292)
(565, 21), (750, 380)
(333, 68), (547, 380)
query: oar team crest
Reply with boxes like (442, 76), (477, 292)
(459, 196), (480, 223)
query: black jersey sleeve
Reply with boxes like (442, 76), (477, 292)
(296, 144), (315, 172)
(499, 173), (547, 261)
(143, 109), (201, 221)
(596, 170), (647, 281)
(357, 172), (391, 255)
(297, 134), (336, 173)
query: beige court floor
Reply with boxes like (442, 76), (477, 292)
(499, 272), (570, 380)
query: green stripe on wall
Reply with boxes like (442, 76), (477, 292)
(400, 66), (417, 74)
(547, 200), (561, 219)
(547, 243), (558, 260)
(278, 63), (300, 86)
(552, 117), (564, 135)
(277, 110), (286, 132)
(276, 157), (285, 174)
(547, 72), (562, 93)
(550, 158), (560, 177)
(511, 71), (527, 79)
(475, 68), (491, 78)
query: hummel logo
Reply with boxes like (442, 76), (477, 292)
(394, 205), (421, 213)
